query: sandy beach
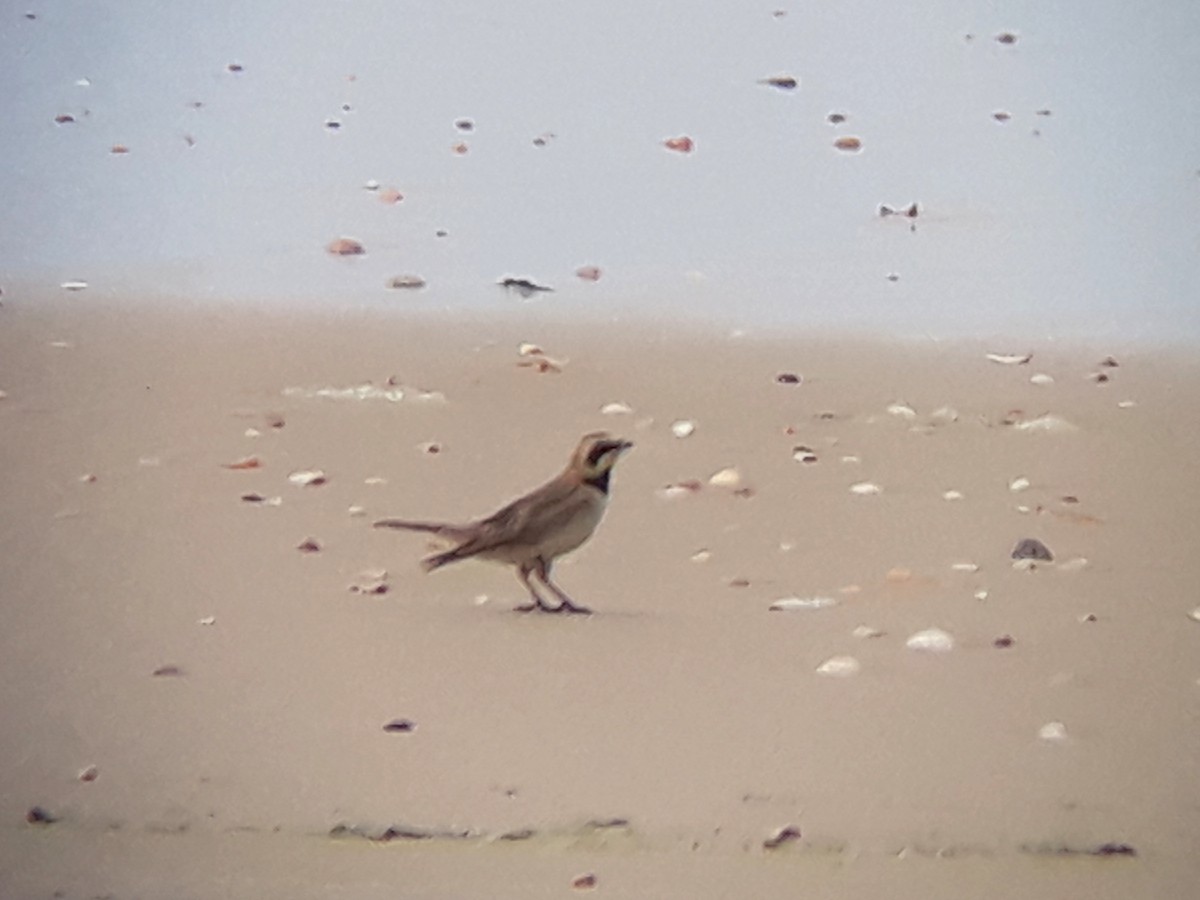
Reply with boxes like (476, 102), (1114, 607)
(1, 296), (1198, 898)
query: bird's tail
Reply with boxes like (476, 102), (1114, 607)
(373, 518), (451, 535)
(373, 518), (472, 572)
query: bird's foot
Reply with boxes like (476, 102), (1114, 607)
(513, 600), (556, 614)
(553, 601), (593, 616)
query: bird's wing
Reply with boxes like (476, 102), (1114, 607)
(449, 478), (590, 559)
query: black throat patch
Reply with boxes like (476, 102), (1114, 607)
(583, 469), (612, 494)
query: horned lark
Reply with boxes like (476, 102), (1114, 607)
(374, 432), (633, 615)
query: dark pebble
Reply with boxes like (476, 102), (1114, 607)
(763, 824), (802, 849)
(26, 806), (58, 824)
(775, 372), (802, 385)
(383, 718), (416, 733)
(1011, 538), (1054, 561)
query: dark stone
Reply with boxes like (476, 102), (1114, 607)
(1011, 538), (1054, 561)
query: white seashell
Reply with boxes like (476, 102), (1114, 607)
(1030, 373), (1055, 385)
(690, 549), (711, 563)
(60, 280), (89, 291)
(1056, 557), (1089, 572)
(852, 624), (885, 639)
(349, 568), (389, 595)
(849, 481), (882, 495)
(906, 628), (955, 652)
(770, 596), (838, 611)
(815, 655), (861, 677)
(670, 419), (696, 438)
(886, 402), (917, 420)
(942, 489), (964, 501)
(1116, 400), (1136, 409)
(950, 562), (979, 572)
(1009, 477), (1031, 492)
(197, 616), (216, 626)
(347, 505), (367, 517)
(985, 352), (1032, 365)
(288, 469), (327, 486)
(1188, 607), (1200, 622)
(244, 427), (261, 438)
(263, 496), (283, 507)
(363, 179), (381, 191)
(657, 484), (696, 500)
(841, 455), (861, 464)
(601, 401), (633, 415)
(709, 467), (742, 488)
(364, 476), (387, 485)
(517, 342), (543, 356)
(473, 594), (490, 606)
(1038, 721), (1068, 742)
(1011, 414), (1078, 433)
(974, 589), (989, 600)
(778, 541), (794, 552)
(930, 406), (959, 423)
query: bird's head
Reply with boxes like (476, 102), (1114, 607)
(571, 431), (633, 483)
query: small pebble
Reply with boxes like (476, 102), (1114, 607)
(993, 635), (1015, 648)
(775, 372), (802, 385)
(852, 624), (885, 639)
(670, 419), (696, 438)
(26, 806), (58, 825)
(1009, 477), (1031, 492)
(571, 873), (598, 890)
(77, 765), (99, 782)
(296, 538), (321, 553)
(942, 489), (965, 501)
(383, 719), (416, 733)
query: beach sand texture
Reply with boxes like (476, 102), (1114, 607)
(1, 301), (1198, 898)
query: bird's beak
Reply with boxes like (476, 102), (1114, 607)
(616, 440), (634, 453)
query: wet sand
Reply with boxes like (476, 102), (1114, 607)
(1, 297), (1198, 898)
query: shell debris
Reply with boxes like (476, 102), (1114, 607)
(708, 467), (742, 488)
(769, 596), (838, 612)
(986, 352), (1032, 365)
(906, 628), (955, 652)
(849, 481), (882, 495)
(288, 469), (327, 486)
(1038, 721), (1068, 742)
(816, 656), (861, 677)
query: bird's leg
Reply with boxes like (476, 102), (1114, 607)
(534, 559), (592, 615)
(513, 563), (557, 613)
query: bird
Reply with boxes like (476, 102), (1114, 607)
(374, 432), (633, 615)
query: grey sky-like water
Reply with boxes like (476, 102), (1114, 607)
(2, 0), (1198, 341)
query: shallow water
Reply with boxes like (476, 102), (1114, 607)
(2, 1), (1198, 341)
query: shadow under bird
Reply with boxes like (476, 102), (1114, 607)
(374, 432), (633, 615)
